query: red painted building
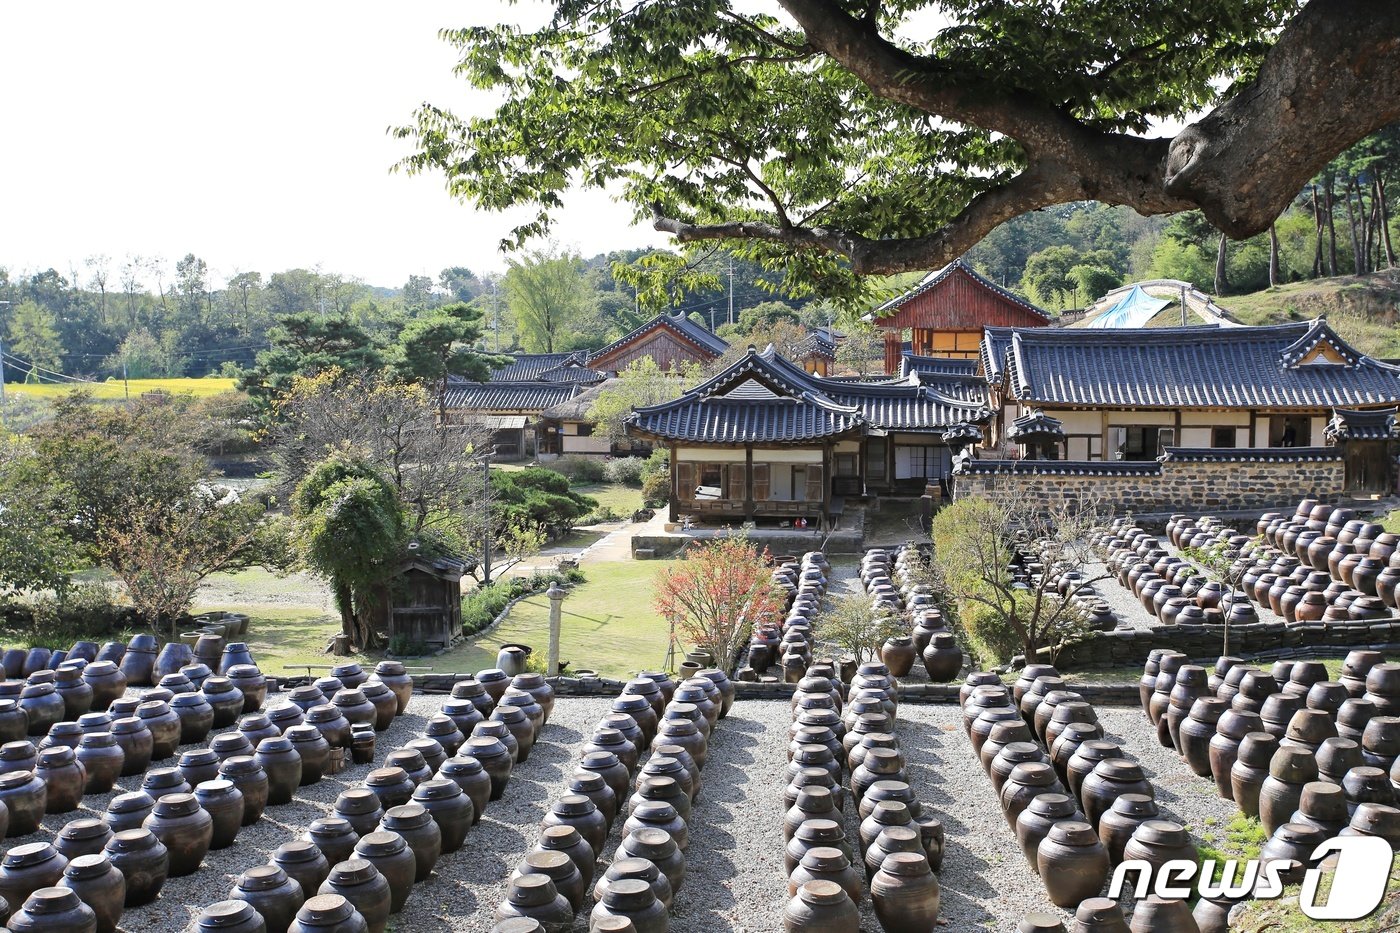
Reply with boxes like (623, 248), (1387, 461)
(867, 259), (1051, 373)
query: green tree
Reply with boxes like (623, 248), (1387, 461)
(237, 313), (383, 409)
(397, 2), (1400, 304)
(587, 356), (696, 442)
(1021, 246), (1080, 310)
(501, 246), (594, 352)
(393, 304), (502, 420)
(8, 299), (64, 375)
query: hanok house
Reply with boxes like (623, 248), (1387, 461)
(624, 346), (991, 527)
(440, 381), (586, 458)
(867, 259), (1051, 373)
(979, 319), (1400, 477)
(586, 311), (729, 376)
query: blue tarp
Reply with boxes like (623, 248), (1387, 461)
(1087, 285), (1173, 328)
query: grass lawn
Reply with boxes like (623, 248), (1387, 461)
(1380, 509), (1400, 534)
(431, 560), (671, 678)
(8, 377), (236, 400)
(573, 482), (643, 517)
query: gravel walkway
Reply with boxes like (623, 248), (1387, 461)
(1082, 559), (1159, 632)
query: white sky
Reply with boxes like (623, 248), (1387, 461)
(0, 1), (669, 289)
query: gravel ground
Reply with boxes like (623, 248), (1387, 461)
(1083, 559), (1160, 632)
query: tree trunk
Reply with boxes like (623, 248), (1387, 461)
(1345, 179), (1364, 275)
(1214, 233), (1230, 296)
(1380, 176), (1397, 268)
(1269, 223), (1281, 287)
(1326, 183), (1340, 276)
(1311, 186), (1324, 278)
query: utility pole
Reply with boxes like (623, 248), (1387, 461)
(727, 257), (735, 326)
(122, 357), (130, 401)
(491, 281), (500, 352)
(479, 448), (494, 584)
(0, 300), (10, 427)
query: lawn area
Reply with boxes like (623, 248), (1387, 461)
(8, 377), (236, 400)
(1380, 509), (1400, 534)
(573, 481), (643, 517)
(431, 560), (670, 678)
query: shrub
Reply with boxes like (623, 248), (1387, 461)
(815, 592), (906, 662)
(460, 567), (585, 635)
(654, 535), (786, 670)
(551, 456), (607, 483)
(641, 470), (670, 508)
(23, 581), (135, 645)
(603, 456), (647, 487)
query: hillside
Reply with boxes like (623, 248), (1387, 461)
(1220, 270), (1400, 359)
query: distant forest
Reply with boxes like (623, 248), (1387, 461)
(2, 126), (1394, 381)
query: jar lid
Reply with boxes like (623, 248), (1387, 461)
(538, 824), (582, 848)
(237, 863), (291, 891)
(105, 828), (159, 852)
(477, 669), (508, 683)
(407, 738), (443, 757)
(20, 887), (84, 915)
(186, 666), (216, 682)
(797, 878), (848, 906)
(275, 840), (324, 864)
(180, 749), (220, 767)
(568, 772), (605, 792)
(620, 827), (674, 857)
(1048, 820), (1099, 846)
(137, 699), (171, 717)
(367, 767), (410, 787)
(355, 830), (406, 857)
(332, 689), (367, 707)
(38, 746), (76, 766)
(219, 755), (263, 777)
(308, 816), (355, 837)
(443, 757), (483, 775)
(307, 705), (344, 723)
(413, 778), (462, 802)
(313, 678), (343, 695)
(239, 713), (273, 730)
(60, 817), (110, 840)
(375, 661), (406, 676)
(631, 800), (678, 823)
(450, 679), (485, 697)
(153, 792), (201, 816)
(506, 873), (557, 906)
(336, 789), (382, 814)
(20, 683), (55, 697)
(426, 716), (459, 734)
(196, 778), (237, 797)
(79, 731), (117, 748)
(799, 846), (849, 871)
(171, 693), (211, 709)
(297, 894), (355, 924)
(464, 737), (506, 758)
(197, 900), (261, 929)
(63, 853), (114, 880)
(108, 790), (155, 814)
(144, 767), (187, 788)
(47, 722), (83, 737)
(382, 803), (431, 829)
(4, 842), (58, 867)
(289, 686), (325, 702)
(385, 751), (426, 771)
(256, 736), (294, 755)
(794, 819), (843, 843)
(327, 857), (379, 885)
(553, 794), (596, 816)
(269, 706), (304, 724)
(211, 734), (253, 754)
(285, 724), (324, 743)
(361, 682), (390, 698)
(226, 663), (261, 677)
(879, 851), (932, 877)
(522, 849), (572, 874)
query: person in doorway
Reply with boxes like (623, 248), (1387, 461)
(1280, 423), (1297, 447)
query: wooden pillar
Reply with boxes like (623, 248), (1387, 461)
(668, 442), (678, 523)
(821, 442), (833, 531)
(744, 446), (755, 522)
(883, 330), (901, 375)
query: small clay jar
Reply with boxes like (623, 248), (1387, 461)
(0, 770), (47, 837)
(175, 748), (220, 788)
(287, 686), (327, 714)
(102, 828), (167, 907)
(462, 737), (513, 800)
(1080, 759), (1152, 829)
(617, 827), (684, 897)
(274, 841), (332, 902)
(869, 851), (940, 933)
(1341, 766), (1395, 813)
(334, 789), (386, 838)
(56, 818), (112, 861)
(1015, 792), (1081, 871)
(0, 737), (36, 774)
(255, 736), (304, 806)
(8, 886), (98, 933)
(1098, 793), (1159, 865)
(0, 842), (68, 910)
(1178, 697), (1226, 778)
(305, 817), (359, 866)
(1231, 732), (1280, 818)
(268, 705), (306, 735)
(288, 894), (369, 933)
(317, 860), (389, 933)
(232, 864), (305, 933)
(239, 713), (281, 748)
(378, 805), (440, 883)
(411, 778), (472, 853)
(285, 725), (331, 786)
(218, 755), (270, 825)
(1259, 746), (1319, 837)
(593, 855), (670, 914)
(195, 778), (246, 849)
(104, 791), (155, 835)
(36, 746), (86, 813)
(1120, 820), (1197, 892)
(1037, 820), (1110, 908)
(621, 800), (687, 853)
(440, 757), (491, 824)
(1209, 709), (1264, 800)
(494, 875), (570, 933)
(880, 637), (917, 678)
(141, 767), (192, 800)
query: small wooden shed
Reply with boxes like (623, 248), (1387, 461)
(386, 555), (466, 651)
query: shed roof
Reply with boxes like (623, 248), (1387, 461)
(442, 381), (583, 414)
(1324, 407), (1399, 443)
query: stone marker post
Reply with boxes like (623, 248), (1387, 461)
(546, 583), (566, 676)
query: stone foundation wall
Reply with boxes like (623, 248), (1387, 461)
(952, 447), (1345, 514)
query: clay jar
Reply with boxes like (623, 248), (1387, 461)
(0, 843), (68, 910)
(440, 758), (491, 824)
(56, 818), (112, 861)
(1282, 709), (1337, 754)
(1037, 820), (1110, 908)
(1001, 762), (1065, 828)
(1230, 732), (1280, 818)
(36, 746), (85, 813)
(317, 860), (389, 933)
(54, 666), (94, 721)
(142, 792), (212, 876)
(1080, 759), (1152, 829)
(274, 841), (331, 901)
(0, 770), (47, 837)
(1177, 697), (1226, 778)
(239, 714), (281, 748)
(104, 791), (155, 835)
(305, 706), (351, 750)
(412, 779), (472, 853)
(1015, 792), (1081, 870)
(167, 693), (214, 745)
(360, 684), (398, 733)
(1209, 710), (1264, 801)
(787, 846), (860, 905)
(1097, 794), (1160, 865)
(18, 684), (64, 737)
(203, 678), (246, 728)
(255, 737), (304, 806)
(495, 875), (570, 933)
(1259, 747), (1319, 837)
(1120, 820), (1197, 892)
(219, 756), (270, 826)
(196, 779), (246, 849)
(1065, 740), (1124, 804)
(378, 805), (440, 883)
(869, 851), (939, 933)
(617, 827), (684, 897)
(287, 894), (369, 933)
(371, 662), (413, 716)
(353, 832), (414, 913)
(590, 877), (667, 933)
(233, 864), (305, 933)
(921, 634), (963, 683)
(305, 817), (360, 867)
(81, 663), (127, 712)
(1164, 666), (1208, 751)
(102, 828), (167, 907)
(8, 886), (98, 933)
(286, 725), (331, 786)
(226, 665), (268, 714)
(1259, 693), (1304, 740)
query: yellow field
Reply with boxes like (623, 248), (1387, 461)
(7, 377), (237, 399)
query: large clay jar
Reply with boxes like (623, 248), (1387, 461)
(56, 818), (112, 861)
(1178, 697), (1226, 778)
(440, 757), (491, 824)
(1037, 820), (1110, 908)
(1015, 665), (1060, 708)
(18, 684), (63, 737)
(166, 693), (213, 745)
(285, 725), (331, 786)
(59, 852), (124, 933)
(54, 667), (94, 721)
(8, 886), (97, 933)
(1260, 822), (1327, 884)
(1163, 666), (1207, 751)
(1097, 793), (1159, 866)
(142, 792), (212, 876)
(1290, 781), (1348, 837)
(412, 778), (472, 853)
(1065, 740), (1123, 804)
(239, 713), (281, 748)
(371, 662), (413, 716)
(0, 699), (27, 744)
(1281, 709), (1337, 754)
(104, 791), (155, 835)
(869, 851), (939, 932)
(495, 875), (570, 933)
(196, 778), (245, 849)
(1209, 710), (1263, 800)
(921, 634), (962, 683)
(0, 770), (47, 837)
(288, 895), (368, 933)
(274, 841), (331, 901)
(1015, 792), (1080, 870)
(1343, 802), (1400, 848)
(1341, 765), (1394, 812)
(0, 843), (68, 910)
(880, 637), (917, 678)
(360, 684), (398, 733)
(287, 687), (327, 714)
(219, 756), (270, 826)
(232, 864), (305, 933)
(1364, 664), (1400, 716)
(0, 738), (37, 774)
(1230, 732), (1279, 818)
(787, 847), (861, 905)
(102, 828), (167, 907)
(1120, 820), (1197, 892)
(1259, 746), (1318, 837)
(305, 817), (359, 867)
(590, 877), (667, 933)
(134, 700), (180, 762)
(269, 705), (305, 736)
(365, 767), (415, 811)
(334, 789), (385, 838)
(70, 734), (119, 797)
(617, 827), (684, 898)
(1258, 693), (1304, 740)
(81, 663), (127, 713)
(204, 679), (247, 729)
(36, 746), (85, 813)
(255, 737), (303, 805)
(1001, 762), (1065, 828)
(1127, 895), (1198, 933)
(306, 705), (351, 750)
(379, 805), (440, 884)
(1080, 759), (1152, 829)
(317, 860), (389, 933)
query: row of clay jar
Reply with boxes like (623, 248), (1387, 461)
(746, 552), (830, 684)
(964, 666), (1224, 931)
(860, 546), (965, 685)
(493, 669), (733, 933)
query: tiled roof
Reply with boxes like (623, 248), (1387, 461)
(1159, 446), (1343, 463)
(1324, 407), (1398, 443)
(1008, 410), (1066, 439)
(992, 320), (1400, 409)
(942, 423), (984, 447)
(900, 354), (981, 378)
(487, 352), (585, 382)
(872, 259), (1050, 320)
(442, 381), (582, 414)
(795, 331), (837, 360)
(590, 311), (728, 365)
(953, 458), (1163, 477)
